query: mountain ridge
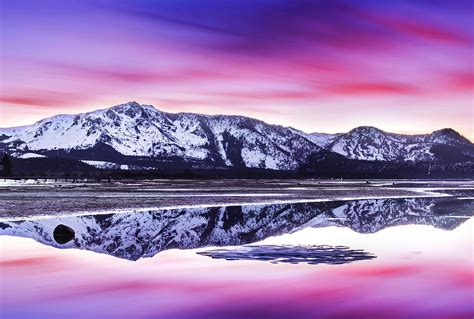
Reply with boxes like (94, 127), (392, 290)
(1, 101), (471, 143)
(0, 101), (472, 175)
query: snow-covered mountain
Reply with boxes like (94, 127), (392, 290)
(0, 101), (320, 170)
(312, 126), (473, 162)
(1, 197), (470, 261)
(0, 101), (472, 170)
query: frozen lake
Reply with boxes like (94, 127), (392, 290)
(1, 178), (472, 219)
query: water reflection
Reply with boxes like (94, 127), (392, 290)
(0, 197), (471, 262)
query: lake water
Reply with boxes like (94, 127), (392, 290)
(0, 182), (473, 318)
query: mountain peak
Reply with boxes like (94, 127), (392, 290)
(108, 101), (159, 118)
(111, 101), (142, 111)
(430, 128), (471, 145)
(349, 126), (382, 132)
(347, 126), (386, 136)
(432, 128), (460, 137)
(127, 100), (141, 107)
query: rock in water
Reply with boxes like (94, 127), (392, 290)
(53, 224), (75, 244)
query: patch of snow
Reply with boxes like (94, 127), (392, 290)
(81, 160), (120, 169)
(15, 153), (47, 159)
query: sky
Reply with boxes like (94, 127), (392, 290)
(0, 0), (473, 139)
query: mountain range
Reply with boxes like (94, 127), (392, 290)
(0, 101), (472, 177)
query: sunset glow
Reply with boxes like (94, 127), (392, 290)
(0, 0), (473, 139)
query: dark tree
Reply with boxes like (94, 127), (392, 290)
(1, 154), (12, 176)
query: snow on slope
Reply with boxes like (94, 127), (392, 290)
(0, 102), (472, 168)
(14, 152), (47, 159)
(307, 126), (473, 162)
(0, 102), (321, 170)
(307, 133), (337, 148)
(80, 160), (120, 170)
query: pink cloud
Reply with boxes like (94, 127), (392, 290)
(327, 82), (419, 96)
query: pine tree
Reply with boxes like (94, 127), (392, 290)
(1, 154), (12, 176)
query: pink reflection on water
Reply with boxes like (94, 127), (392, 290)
(1, 223), (473, 319)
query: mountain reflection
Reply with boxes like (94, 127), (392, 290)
(0, 197), (471, 262)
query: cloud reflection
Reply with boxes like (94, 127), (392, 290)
(197, 245), (376, 265)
